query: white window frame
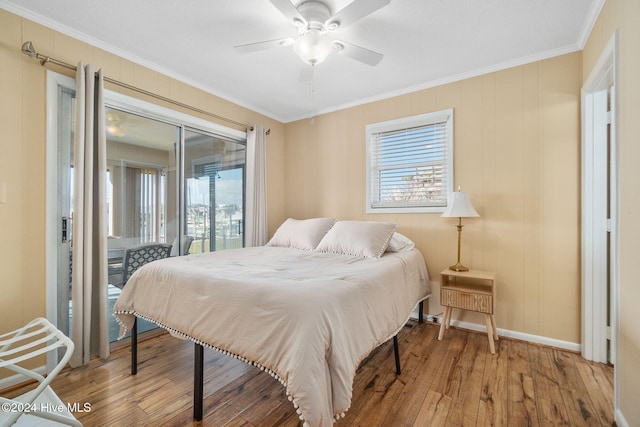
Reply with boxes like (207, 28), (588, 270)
(366, 109), (454, 213)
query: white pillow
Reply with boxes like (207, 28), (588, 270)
(386, 232), (415, 252)
(267, 217), (336, 250)
(315, 220), (397, 258)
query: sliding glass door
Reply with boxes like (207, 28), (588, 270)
(184, 129), (246, 253)
(54, 83), (74, 336)
(105, 107), (179, 263)
(49, 70), (247, 343)
(104, 108), (180, 339)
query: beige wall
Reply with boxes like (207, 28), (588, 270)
(284, 52), (582, 343)
(0, 9), (286, 332)
(3, 4), (638, 424)
(583, 0), (640, 425)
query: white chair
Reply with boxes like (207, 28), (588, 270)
(0, 318), (81, 426)
(169, 235), (193, 257)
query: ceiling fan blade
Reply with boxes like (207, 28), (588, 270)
(327, 0), (390, 29)
(333, 40), (383, 66)
(269, 0), (306, 25)
(234, 37), (295, 54)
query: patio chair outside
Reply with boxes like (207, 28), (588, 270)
(108, 242), (172, 289)
(170, 235), (193, 257)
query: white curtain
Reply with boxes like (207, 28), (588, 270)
(70, 63), (109, 366)
(245, 125), (268, 246)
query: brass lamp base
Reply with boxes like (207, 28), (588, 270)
(449, 219), (470, 272)
(449, 262), (469, 272)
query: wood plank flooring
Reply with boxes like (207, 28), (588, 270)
(3, 321), (614, 426)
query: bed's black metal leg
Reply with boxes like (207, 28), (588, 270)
(393, 335), (401, 375)
(131, 317), (138, 375)
(194, 343), (204, 421)
(418, 301), (424, 324)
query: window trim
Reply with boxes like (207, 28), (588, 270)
(365, 109), (454, 214)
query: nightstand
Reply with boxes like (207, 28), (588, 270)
(438, 269), (498, 354)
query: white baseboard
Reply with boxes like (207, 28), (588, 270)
(410, 312), (581, 352)
(0, 365), (46, 391)
(411, 311), (635, 424)
(615, 408), (630, 427)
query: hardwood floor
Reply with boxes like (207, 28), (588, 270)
(4, 321), (614, 426)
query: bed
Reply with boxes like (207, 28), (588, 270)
(113, 219), (431, 427)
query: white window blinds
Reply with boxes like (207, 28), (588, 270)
(366, 109), (453, 213)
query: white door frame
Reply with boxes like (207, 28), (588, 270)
(581, 32), (618, 367)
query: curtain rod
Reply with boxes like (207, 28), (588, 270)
(21, 41), (269, 134)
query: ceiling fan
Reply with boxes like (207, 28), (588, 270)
(234, 0), (390, 66)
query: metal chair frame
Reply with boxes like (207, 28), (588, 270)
(0, 318), (81, 426)
(109, 242), (172, 289)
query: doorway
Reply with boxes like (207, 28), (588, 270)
(581, 32), (618, 367)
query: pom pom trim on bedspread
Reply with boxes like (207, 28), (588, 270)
(113, 310), (326, 425)
(113, 298), (427, 426)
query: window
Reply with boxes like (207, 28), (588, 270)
(107, 162), (167, 244)
(366, 109), (454, 213)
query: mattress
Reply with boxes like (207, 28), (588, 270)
(113, 246), (430, 426)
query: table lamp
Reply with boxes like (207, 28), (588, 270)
(441, 188), (479, 272)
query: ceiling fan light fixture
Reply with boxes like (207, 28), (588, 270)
(106, 111), (127, 137)
(331, 41), (344, 52)
(234, 0), (387, 67)
(293, 30), (333, 65)
(107, 124), (127, 138)
(292, 17), (306, 28)
(327, 20), (340, 31)
(279, 37), (295, 47)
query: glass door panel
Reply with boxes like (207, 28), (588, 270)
(106, 108), (179, 249)
(56, 85), (75, 337)
(105, 107), (180, 340)
(184, 128), (245, 253)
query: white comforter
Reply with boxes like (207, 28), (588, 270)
(113, 246), (430, 427)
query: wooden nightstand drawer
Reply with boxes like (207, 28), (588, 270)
(438, 269), (498, 354)
(440, 288), (493, 314)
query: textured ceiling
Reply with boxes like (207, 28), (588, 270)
(2, 0), (602, 123)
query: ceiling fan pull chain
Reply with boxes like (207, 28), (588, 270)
(309, 64), (316, 122)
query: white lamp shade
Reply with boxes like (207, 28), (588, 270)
(293, 31), (333, 65)
(441, 191), (479, 218)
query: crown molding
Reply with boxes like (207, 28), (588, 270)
(3, 0), (603, 125)
(286, 43), (581, 123)
(577, 0), (606, 49)
(0, 1), (286, 124)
